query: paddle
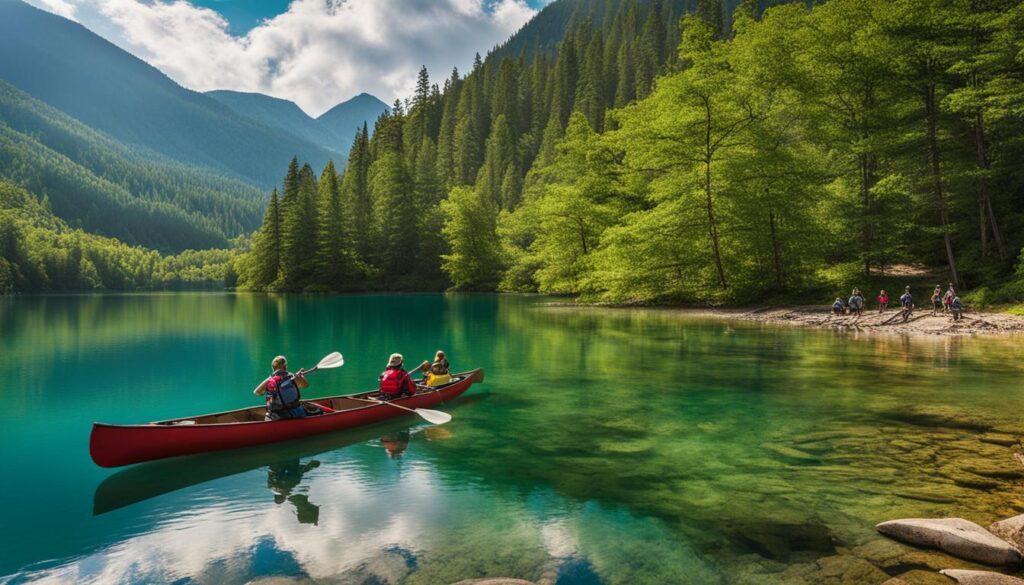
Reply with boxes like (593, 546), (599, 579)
(294, 352), (344, 413)
(346, 396), (453, 425)
(301, 351), (344, 375)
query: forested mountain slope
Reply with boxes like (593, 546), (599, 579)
(0, 0), (339, 189)
(0, 81), (265, 252)
(0, 179), (233, 293)
(238, 0), (1024, 302)
(206, 91), (389, 158)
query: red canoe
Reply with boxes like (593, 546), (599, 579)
(90, 369), (484, 468)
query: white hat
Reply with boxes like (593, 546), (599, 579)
(387, 353), (403, 367)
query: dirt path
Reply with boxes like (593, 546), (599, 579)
(698, 306), (1024, 336)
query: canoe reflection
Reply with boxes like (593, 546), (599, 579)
(267, 459), (320, 525)
(93, 394), (484, 516)
(94, 420), (397, 516)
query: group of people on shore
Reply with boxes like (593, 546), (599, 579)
(253, 351), (453, 421)
(831, 283), (964, 321)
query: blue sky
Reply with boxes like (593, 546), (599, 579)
(28, 0), (547, 115)
(191, 0), (551, 35)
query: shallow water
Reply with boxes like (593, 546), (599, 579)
(1, 293), (1023, 584)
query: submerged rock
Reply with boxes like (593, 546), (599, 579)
(940, 569), (1024, 584)
(876, 518), (1023, 567)
(989, 515), (1024, 551)
(882, 569), (959, 584)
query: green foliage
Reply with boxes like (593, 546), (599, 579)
(0, 179), (234, 292)
(441, 186), (503, 290)
(238, 0), (1024, 302)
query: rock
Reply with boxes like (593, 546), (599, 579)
(980, 434), (1020, 448)
(939, 569), (1024, 584)
(989, 515), (1024, 551)
(964, 463), (1024, 480)
(763, 443), (821, 463)
(812, 554), (891, 584)
(882, 569), (958, 584)
(894, 487), (959, 504)
(450, 580), (539, 585)
(876, 518), (1023, 567)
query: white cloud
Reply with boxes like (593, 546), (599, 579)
(23, 0), (537, 116)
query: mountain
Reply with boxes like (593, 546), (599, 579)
(0, 0), (339, 189)
(0, 79), (264, 252)
(316, 93), (391, 151)
(206, 90), (389, 156)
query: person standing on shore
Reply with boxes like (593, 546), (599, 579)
(832, 298), (845, 315)
(951, 296), (964, 321)
(848, 288), (864, 316)
(900, 286), (914, 322)
(943, 284), (956, 313)
(877, 290), (889, 312)
(931, 286), (943, 315)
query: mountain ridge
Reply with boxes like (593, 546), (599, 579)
(205, 90), (389, 157)
(0, 0), (340, 189)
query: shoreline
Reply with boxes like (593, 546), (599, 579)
(544, 303), (1024, 337)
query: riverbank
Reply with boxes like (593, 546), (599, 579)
(688, 306), (1024, 336)
(540, 302), (1024, 336)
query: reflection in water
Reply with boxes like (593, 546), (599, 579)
(381, 430), (411, 459)
(4, 294), (1024, 585)
(267, 459), (321, 525)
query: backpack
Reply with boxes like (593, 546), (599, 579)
(267, 371), (301, 412)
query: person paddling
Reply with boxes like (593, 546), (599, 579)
(877, 290), (889, 312)
(379, 353), (415, 400)
(419, 350), (452, 387)
(254, 355), (309, 421)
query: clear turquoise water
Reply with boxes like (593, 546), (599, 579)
(2, 293), (1023, 584)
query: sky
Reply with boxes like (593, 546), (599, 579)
(25, 0), (551, 117)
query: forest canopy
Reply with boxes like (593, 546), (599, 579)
(236, 0), (1024, 303)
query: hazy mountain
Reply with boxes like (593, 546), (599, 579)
(0, 80), (265, 252)
(0, 0), (339, 189)
(206, 90), (389, 156)
(316, 93), (391, 151)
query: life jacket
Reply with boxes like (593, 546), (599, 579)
(952, 298), (963, 310)
(429, 359), (450, 376)
(901, 293), (912, 307)
(832, 301), (843, 310)
(878, 295), (888, 304)
(379, 367), (411, 396)
(267, 370), (301, 413)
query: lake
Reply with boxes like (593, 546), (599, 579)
(2, 293), (1023, 584)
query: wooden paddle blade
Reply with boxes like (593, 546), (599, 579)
(317, 352), (344, 369)
(415, 408), (452, 425)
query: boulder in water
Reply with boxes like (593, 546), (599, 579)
(989, 515), (1024, 552)
(876, 518), (1023, 567)
(940, 569), (1024, 584)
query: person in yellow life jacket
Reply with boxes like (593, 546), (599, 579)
(419, 350), (452, 387)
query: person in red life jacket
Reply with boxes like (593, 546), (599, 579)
(379, 353), (415, 400)
(253, 355), (309, 421)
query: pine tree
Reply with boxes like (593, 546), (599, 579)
(280, 164), (320, 289)
(477, 115), (516, 209)
(343, 124), (373, 261)
(315, 160), (357, 290)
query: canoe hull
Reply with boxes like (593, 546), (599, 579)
(90, 369), (483, 468)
